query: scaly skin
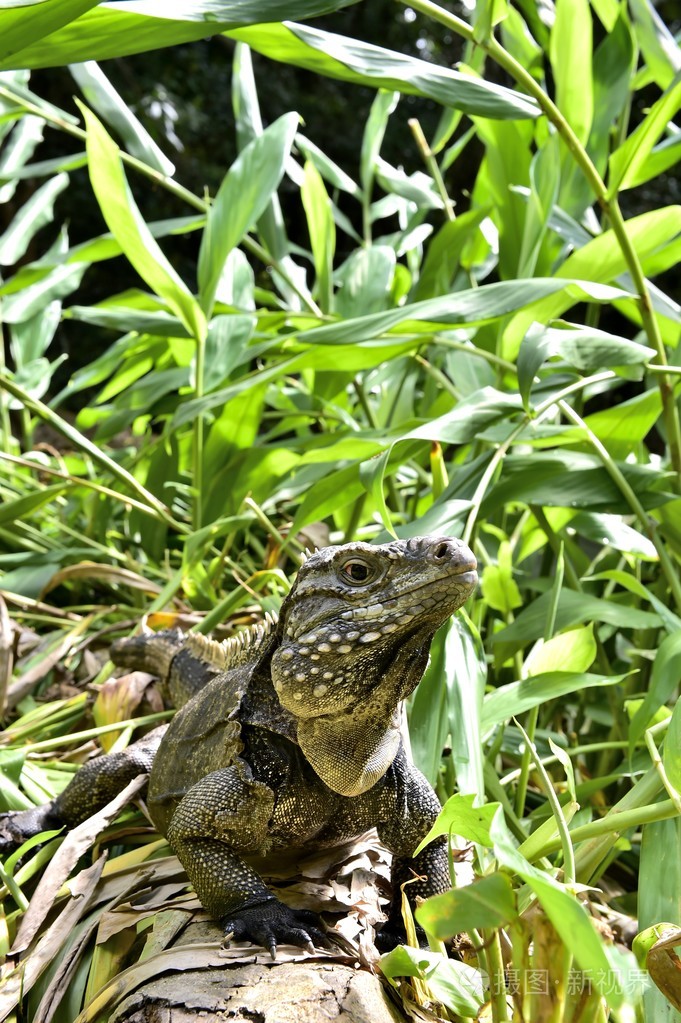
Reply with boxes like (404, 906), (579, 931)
(0, 536), (476, 957)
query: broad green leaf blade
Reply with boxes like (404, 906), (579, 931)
(69, 61), (173, 174)
(301, 159), (335, 314)
(630, 0), (681, 90)
(550, 0), (593, 145)
(79, 103), (206, 342)
(334, 246), (396, 317)
(0, 171), (69, 265)
(638, 820), (681, 1022)
(291, 279), (626, 347)
(228, 22), (540, 120)
(523, 625), (597, 677)
(0, 0), (101, 63)
(445, 614), (486, 802)
(414, 793), (501, 856)
(482, 671), (629, 731)
(360, 90), (398, 199)
(296, 132), (360, 197)
(609, 74), (681, 195)
(517, 322), (654, 409)
(0, 484), (68, 525)
(379, 946), (484, 1019)
(416, 873), (516, 937)
(197, 111), (298, 316)
(0, 1), (360, 69)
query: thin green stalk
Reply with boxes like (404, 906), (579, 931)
(645, 722), (681, 814)
(409, 118), (455, 221)
(0, 370), (188, 535)
(433, 334), (516, 375)
(515, 546), (565, 819)
(399, 0), (681, 488)
(193, 332), (205, 531)
(484, 928), (509, 1022)
(353, 377), (402, 514)
(0, 451), (173, 524)
(516, 721), (576, 884)
(3, 711), (173, 753)
(558, 400), (681, 610)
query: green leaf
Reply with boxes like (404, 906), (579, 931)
(490, 810), (623, 1003)
(335, 246), (396, 317)
(0, 483), (68, 525)
(197, 112), (299, 316)
(79, 102), (206, 343)
(1, 262), (87, 323)
(301, 159), (335, 314)
(480, 543), (521, 615)
(517, 135), (560, 277)
(0, 0), (101, 63)
(590, 14), (637, 171)
(629, 632), (681, 758)
(550, 0), (593, 144)
(560, 206), (681, 283)
(293, 279), (626, 347)
(414, 793), (501, 855)
(379, 946), (484, 1018)
(228, 21), (540, 120)
(523, 625), (597, 677)
(69, 61), (173, 175)
(412, 208), (487, 301)
(663, 699), (681, 794)
(0, 1), (359, 69)
(296, 132), (360, 197)
(360, 90), (398, 199)
(0, 172), (69, 265)
(417, 872), (516, 938)
(609, 74), (681, 195)
(482, 671), (628, 731)
(483, 451), (671, 516)
(517, 322), (654, 409)
(629, 0), (681, 90)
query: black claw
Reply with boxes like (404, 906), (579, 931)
(221, 900), (325, 956)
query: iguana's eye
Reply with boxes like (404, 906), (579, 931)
(340, 558), (373, 584)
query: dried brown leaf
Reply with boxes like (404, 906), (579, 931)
(41, 563), (162, 598)
(11, 775), (148, 953)
(0, 855), (106, 1023)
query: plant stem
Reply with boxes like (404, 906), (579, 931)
(558, 400), (681, 610)
(399, 0), (681, 489)
(409, 118), (455, 221)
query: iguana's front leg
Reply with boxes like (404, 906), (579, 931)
(0, 726), (166, 853)
(375, 751), (449, 949)
(165, 761), (327, 958)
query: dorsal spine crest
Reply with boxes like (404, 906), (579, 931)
(184, 612), (279, 671)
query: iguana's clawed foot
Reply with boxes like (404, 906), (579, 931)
(0, 805), (60, 855)
(222, 900), (328, 959)
(375, 920), (430, 953)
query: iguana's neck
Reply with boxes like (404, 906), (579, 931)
(270, 626), (432, 796)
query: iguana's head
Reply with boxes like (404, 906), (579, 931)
(270, 536), (476, 796)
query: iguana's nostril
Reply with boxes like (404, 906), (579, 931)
(434, 542), (450, 560)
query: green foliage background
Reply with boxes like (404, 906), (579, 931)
(1, 1), (681, 1020)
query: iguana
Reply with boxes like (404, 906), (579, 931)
(0, 536), (477, 956)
